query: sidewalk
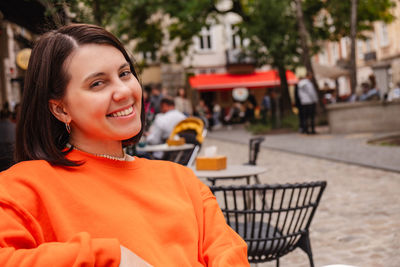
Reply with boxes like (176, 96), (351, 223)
(201, 126), (400, 267)
(206, 124), (400, 173)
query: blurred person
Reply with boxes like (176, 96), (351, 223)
(10, 103), (21, 123)
(212, 102), (222, 130)
(148, 86), (163, 115)
(388, 82), (400, 101)
(0, 108), (16, 171)
(0, 24), (249, 266)
(261, 90), (272, 124)
(359, 82), (370, 101)
(174, 87), (193, 116)
(297, 72), (318, 134)
(195, 99), (211, 129)
(294, 84), (305, 133)
(244, 91), (257, 123)
(224, 101), (245, 125)
(367, 74), (380, 100)
(145, 97), (186, 146)
(359, 78), (380, 101)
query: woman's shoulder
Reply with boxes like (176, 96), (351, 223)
(0, 160), (56, 203)
(3, 160), (52, 172)
(0, 160), (56, 183)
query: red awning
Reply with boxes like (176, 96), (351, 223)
(189, 70), (298, 91)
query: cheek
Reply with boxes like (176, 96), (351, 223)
(67, 94), (108, 120)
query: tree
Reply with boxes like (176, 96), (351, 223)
(294, 0), (320, 93)
(350, 0), (358, 95)
(322, 0), (396, 94)
(239, 0), (301, 116)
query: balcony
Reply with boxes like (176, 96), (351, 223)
(225, 49), (256, 74)
(364, 51), (377, 61)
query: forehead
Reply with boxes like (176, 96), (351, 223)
(64, 44), (127, 75)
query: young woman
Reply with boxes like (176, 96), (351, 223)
(0, 24), (249, 266)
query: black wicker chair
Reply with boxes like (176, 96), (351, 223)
(210, 181), (327, 266)
(246, 136), (265, 166)
(207, 136), (265, 185)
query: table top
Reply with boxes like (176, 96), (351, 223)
(191, 164), (266, 179)
(136, 143), (194, 152)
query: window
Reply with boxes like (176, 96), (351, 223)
(198, 27), (212, 51)
(332, 42), (339, 63)
(340, 37), (349, 58)
(379, 23), (389, 47)
(319, 49), (328, 64)
(230, 25), (241, 49)
(365, 38), (372, 52)
(357, 40), (363, 59)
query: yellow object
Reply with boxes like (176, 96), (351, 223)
(16, 48), (32, 70)
(168, 117), (205, 144)
(166, 137), (185, 146)
(196, 156), (227, 170)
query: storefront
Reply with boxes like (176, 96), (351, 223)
(189, 69), (298, 109)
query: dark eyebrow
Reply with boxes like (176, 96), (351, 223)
(83, 72), (105, 83)
(119, 62), (130, 70)
(83, 62), (130, 83)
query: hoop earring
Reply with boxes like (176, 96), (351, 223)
(65, 123), (71, 134)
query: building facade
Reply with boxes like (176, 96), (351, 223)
(312, 3), (400, 100)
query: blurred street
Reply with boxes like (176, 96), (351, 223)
(200, 125), (400, 267)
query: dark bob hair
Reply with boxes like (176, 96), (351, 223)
(15, 23), (145, 166)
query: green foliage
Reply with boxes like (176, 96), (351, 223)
(246, 113), (299, 134)
(281, 113), (300, 130)
(41, 0), (397, 72)
(322, 0), (396, 40)
(246, 122), (273, 135)
(240, 0), (301, 68)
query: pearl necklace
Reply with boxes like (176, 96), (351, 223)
(66, 143), (128, 161)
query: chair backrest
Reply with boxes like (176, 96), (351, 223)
(248, 137), (265, 165)
(210, 181), (327, 264)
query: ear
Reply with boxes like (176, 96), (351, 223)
(49, 99), (71, 124)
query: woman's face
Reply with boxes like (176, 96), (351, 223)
(60, 44), (142, 147)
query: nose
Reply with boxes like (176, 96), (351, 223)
(112, 79), (131, 102)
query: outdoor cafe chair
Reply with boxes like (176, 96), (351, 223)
(207, 136), (265, 185)
(210, 181), (327, 267)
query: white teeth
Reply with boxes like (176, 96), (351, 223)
(110, 106), (133, 117)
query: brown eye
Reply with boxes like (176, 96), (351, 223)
(90, 80), (104, 88)
(120, 70), (132, 78)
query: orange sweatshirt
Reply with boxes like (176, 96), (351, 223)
(0, 149), (249, 267)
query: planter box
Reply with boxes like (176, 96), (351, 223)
(326, 100), (400, 134)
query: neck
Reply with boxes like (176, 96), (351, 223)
(67, 138), (125, 158)
(67, 143), (129, 161)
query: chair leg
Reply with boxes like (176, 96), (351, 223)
(276, 257), (280, 267)
(298, 234), (314, 267)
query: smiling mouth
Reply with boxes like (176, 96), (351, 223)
(107, 106), (134, 117)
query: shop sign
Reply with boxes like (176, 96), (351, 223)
(232, 87), (249, 101)
(16, 48), (32, 70)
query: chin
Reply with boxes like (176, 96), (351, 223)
(119, 125), (142, 140)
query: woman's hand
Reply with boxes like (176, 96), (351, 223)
(119, 245), (153, 267)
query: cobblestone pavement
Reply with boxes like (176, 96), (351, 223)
(201, 137), (400, 267)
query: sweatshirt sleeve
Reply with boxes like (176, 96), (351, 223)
(198, 182), (250, 267)
(0, 196), (121, 267)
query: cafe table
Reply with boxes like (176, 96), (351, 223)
(136, 143), (194, 153)
(135, 143), (195, 163)
(190, 164), (266, 185)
